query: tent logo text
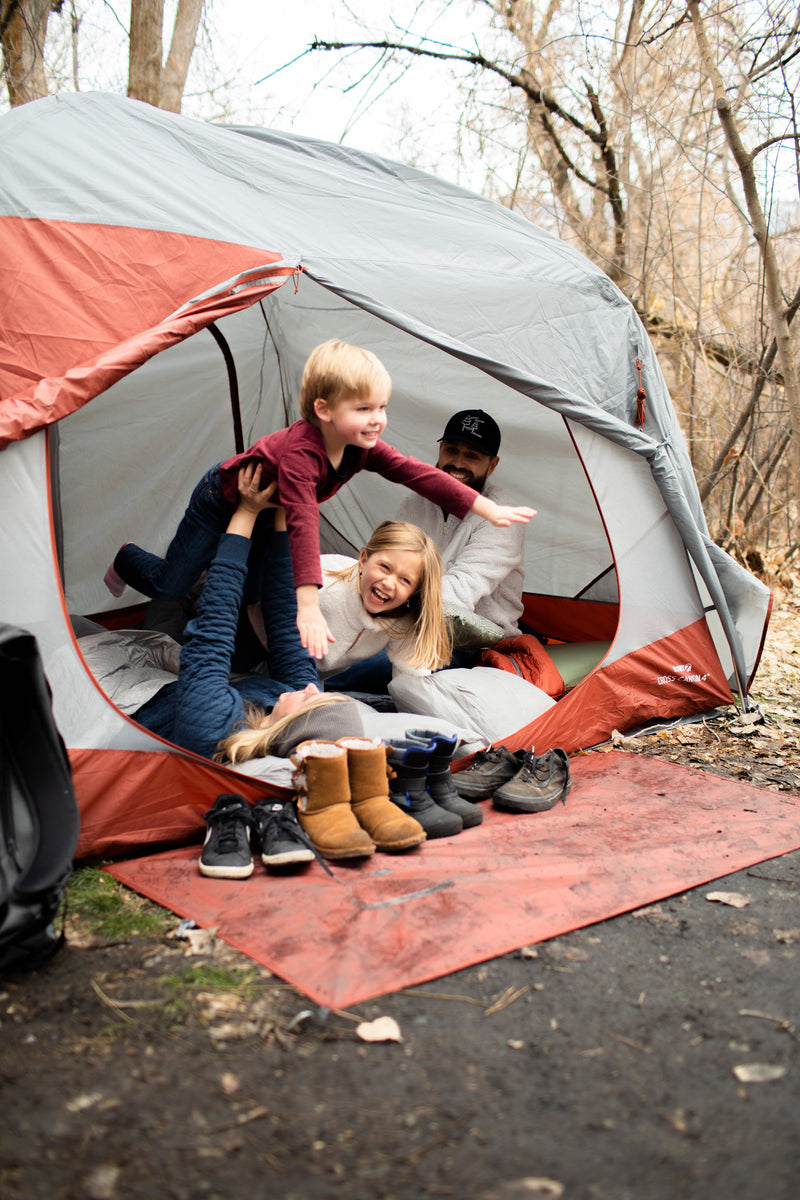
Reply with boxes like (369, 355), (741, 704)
(657, 664), (710, 686)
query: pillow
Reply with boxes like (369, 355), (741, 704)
(443, 602), (505, 652)
(389, 667), (555, 746)
(77, 629), (182, 714)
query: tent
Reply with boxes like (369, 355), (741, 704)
(0, 92), (771, 860)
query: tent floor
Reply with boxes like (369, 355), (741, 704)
(107, 751), (800, 1009)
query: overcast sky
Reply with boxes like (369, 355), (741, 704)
(50, 2), (496, 183)
(206, 0), (489, 170)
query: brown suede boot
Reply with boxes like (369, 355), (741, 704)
(291, 741), (375, 860)
(338, 737), (426, 852)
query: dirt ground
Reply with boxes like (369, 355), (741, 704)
(1, 594), (799, 1200)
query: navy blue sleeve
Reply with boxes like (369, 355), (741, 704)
(171, 533), (252, 759)
(259, 529), (320, 690)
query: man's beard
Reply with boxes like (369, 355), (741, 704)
(439, 463), (491, 493)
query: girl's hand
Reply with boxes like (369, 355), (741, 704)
(236, 463), (277, 513)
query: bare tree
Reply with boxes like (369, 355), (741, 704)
(128, 0), (204, 113)
(310, 1), (800, 566)
(687, 0), (800, 490)
(1, 0), (204, 112)
(0, 0), (61, 104)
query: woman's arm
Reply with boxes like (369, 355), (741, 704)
(257, 503), (322, 690)
(171, 466), (278, 758)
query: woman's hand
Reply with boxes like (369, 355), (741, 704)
(236, 463), (277, 513)
(227, 465), (278, 538)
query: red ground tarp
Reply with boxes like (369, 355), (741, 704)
(107, 752), (800, 1008)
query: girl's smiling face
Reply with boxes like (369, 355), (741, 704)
(358, 547), (422, 615)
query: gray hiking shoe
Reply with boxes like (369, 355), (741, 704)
(453, 746), (524, 800)
(492, 748), (571, 813)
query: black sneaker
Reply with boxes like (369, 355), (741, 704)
(253, 799), (315, 868)
(492, 749), (571, 814)
(453, 746), (524, 800)
(199, 794), (254, 879)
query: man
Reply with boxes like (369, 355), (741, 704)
(397, 409), (525, 638)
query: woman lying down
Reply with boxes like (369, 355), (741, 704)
(79, 467), (494, 880)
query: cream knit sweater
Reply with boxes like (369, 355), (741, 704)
(317, 556), (430, 681)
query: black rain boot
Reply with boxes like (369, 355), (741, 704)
(386, 740), (463, 838)
(406, 729), (484, 828)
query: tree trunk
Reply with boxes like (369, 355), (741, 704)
(128, 0), (164, 108)
(1, 0), (52, 105)
(160, 0), (203, 113)
(127, 0), (202, 113)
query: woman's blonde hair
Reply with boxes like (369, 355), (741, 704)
(215, 693), (350, 764)
(298, 339), (391, 425)
(326, 521), (451, 671)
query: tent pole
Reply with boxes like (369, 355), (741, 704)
(207, 323), (244, 454)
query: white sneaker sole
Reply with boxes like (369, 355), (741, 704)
(198, 860), (254, 879)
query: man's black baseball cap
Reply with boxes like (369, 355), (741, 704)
(438, 409), (501, 457)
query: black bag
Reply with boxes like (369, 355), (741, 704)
(0, 624), (80, 971)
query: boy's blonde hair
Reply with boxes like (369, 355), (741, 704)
(298, 339), (391, 425)
(326, 521), (451, 672)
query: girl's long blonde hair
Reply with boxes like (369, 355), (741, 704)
(215, 694), (350, 764)
(326, 521), (451, 671)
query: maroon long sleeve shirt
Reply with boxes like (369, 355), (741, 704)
(220, 420), (477, 587)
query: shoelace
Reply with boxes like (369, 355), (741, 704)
(464, 748), (502, 772)
(257, 804), (336, 880)
(268, 805), (314, 850)
(209, 806), (252, 853)
(516, 752), (552, 783)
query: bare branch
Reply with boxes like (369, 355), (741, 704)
(309, 38), (609, 145)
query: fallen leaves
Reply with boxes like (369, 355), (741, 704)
(356, 1016), (402, 1043)
(773, 926), (800, 943)
(732, 1063), (788, 1083)
(705, 891), (752, 908)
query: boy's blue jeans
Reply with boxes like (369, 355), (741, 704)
(114, 465), (232, 600)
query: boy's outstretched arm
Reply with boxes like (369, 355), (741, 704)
(469, 494), (537, 527)
(296, 584), (336, 661)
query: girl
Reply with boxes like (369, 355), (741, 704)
(316, 521), (451, 683)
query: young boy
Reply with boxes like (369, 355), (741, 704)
(106, 339), (536, 659)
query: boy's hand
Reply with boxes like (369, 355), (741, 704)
(470, 494), (537, 527)
(487, 503), (537, 527)
(236, 463), (277, 513)
(296, 589), (336, 660)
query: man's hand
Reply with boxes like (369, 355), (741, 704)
(470, 495), (537, 527)
(296, 586), (336, 660)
